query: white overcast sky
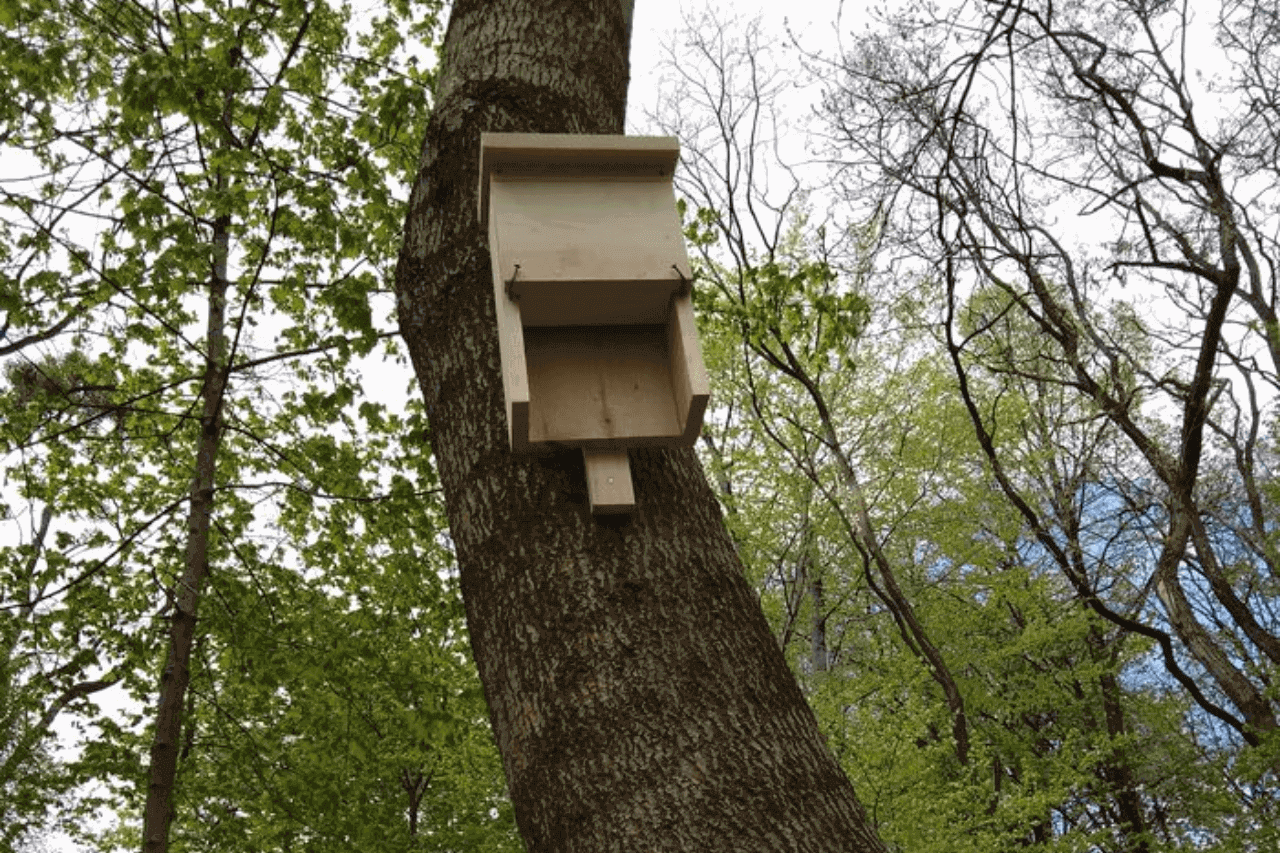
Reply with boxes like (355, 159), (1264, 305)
(626, 0), (851, 131)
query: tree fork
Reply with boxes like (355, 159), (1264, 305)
(394, 1), (887, 849)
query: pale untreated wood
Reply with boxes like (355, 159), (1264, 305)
(669, 294), (710, 443)
(489, 176), (690, 326)
(489, 203), (533, 452)
(525, 324), (678, 446)
(502, 302), (709, 452)
(583, 449), (635, 514)
(481, 133), (708, 460)
(478, 132), (680, 225)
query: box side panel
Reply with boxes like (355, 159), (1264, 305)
(490, 213), (530, 451)
(668, 295), (710, 445)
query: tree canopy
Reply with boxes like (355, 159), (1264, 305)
(2, 0), (1277, 851)
(658, 1), (1279, 849)
(2, 1), (519, 851)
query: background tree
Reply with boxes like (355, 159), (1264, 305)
(824, 0), (1280, 751)
(646, 6), (1279, 851)
(1, 1), (520, 850)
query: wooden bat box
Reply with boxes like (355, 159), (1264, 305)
(479, 133), (710, 515)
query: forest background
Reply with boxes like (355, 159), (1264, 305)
(2, 0), (1278, 852)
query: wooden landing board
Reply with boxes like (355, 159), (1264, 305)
(584, 449), (635, 515)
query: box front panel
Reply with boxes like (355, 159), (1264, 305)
(490, 177), (690, 286)
(523, 325), (681, 446)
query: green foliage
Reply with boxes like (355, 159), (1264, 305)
(1, 0), (520, 850)
(0, 609), (65, 852)
(671, 3), (1280, 835)
(696, 226), (1280, 850)
(691, 207), (870, 373)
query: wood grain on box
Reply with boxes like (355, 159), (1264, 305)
(480, 133), (709, 515)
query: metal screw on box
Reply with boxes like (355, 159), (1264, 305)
(478, 132), (710, 516)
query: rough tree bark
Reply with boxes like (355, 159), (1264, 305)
(142, 212), (229, 853)
(394, 1), (888, 850)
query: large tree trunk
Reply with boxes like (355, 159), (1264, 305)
(394, 1), (887, 850)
